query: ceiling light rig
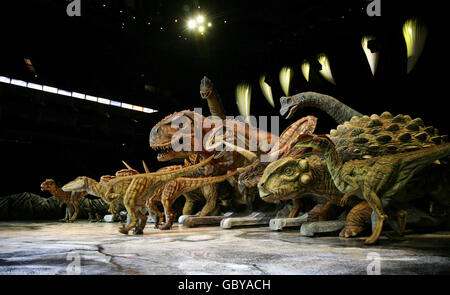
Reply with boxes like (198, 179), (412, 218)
(186, 14), (212, 35)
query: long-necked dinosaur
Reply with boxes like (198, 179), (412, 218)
(293, 134), (450, 244)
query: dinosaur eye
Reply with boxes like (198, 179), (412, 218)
(284, 167), (295, 176)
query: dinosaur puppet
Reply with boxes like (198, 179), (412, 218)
(63, 155), (215, 234)
(293, 134), (450, 244)
(145, 158), (241, 230)
(243, 92), (448, 237)
(40, 179), (88, 222)
(149, 76), (320, 222)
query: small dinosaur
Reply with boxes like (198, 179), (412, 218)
(40, 179), (87, 223)
(294, 134), (450, 244)
(63, 155), (214, 234)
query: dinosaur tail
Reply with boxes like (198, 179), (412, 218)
(280, 92), (363, 124)
(178, 170), (239, 194)
(402, 143), (450, 168)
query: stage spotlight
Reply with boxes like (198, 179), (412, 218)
(317, 53), (336, 85)
(259, 75), (274, 108)
(188, 19), (196, 29)
(403, 18), (427, 74)
(197, 15), (205, 23)
(236, 83), (251, 123)
(362, 36), (379, 76)
(301, 60), (310, 82)
(208, 22), (212, 27)
(198, 26), (205, 33)
(279, 67), (293, 96)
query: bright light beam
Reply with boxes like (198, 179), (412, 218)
(361, 36), (379, 76)
(188, 19), (197, 29)
(279, 67), (293, 96)
(403, 18), (427, 74)
(259, 75), (274, 108)
(236, 84), (251, 123)
(197, 15), (205, 23)
(317, 53), (336, 85)
(301, 60), (310, 82)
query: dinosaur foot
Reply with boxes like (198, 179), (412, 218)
(364, 214), (387, 245)
(339, 225), (365, 238)
(118, 226), (129, 235)
(158, 222), (173, 230)
(59, 219), (67, 223)
(132, 228), (144, 235)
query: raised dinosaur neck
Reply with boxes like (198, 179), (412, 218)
(283, 92), (362, 124)
(206, 89), (226, 120)
(84, 178), (107, 198)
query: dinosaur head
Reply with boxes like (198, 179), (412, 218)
(40, 179), (57, 192)
(62, 176), (89, 192)
(258, 157), (313, 202)
(200, 76), (213, 99)
(99, 175), (115, 184)
(292, 134), (334, 155)
(150, 110), (210, 161)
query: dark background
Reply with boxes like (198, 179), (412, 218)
(0, 0), (448, 196)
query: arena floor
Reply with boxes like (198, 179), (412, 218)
(1, 221), (450, 275)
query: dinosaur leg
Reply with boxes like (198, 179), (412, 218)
(318, 203), (342, 221)
(288, 199), (304, 218)
(60, 206), (69, 222)
(147, 193), (165, 228)
(396, 209), (408, 234)
(133, 209), (147, 235)
(340, 202), (372, 238)
(364, 189), (388, 245)
(68, 202), (79, 223)
(243, 190), (255, 214)
(340, 186), (360, 208)
(159, 182), (181, 230)
(182, 199), (196, 216)
(200, 184), (218, 217)
(119, 179), (148, 235)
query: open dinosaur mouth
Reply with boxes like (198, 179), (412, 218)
(152, 144), (173, 161)
(151, 143), (192, 161)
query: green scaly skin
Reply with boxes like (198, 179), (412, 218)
(294, 134), (450, 244)
(262, 92), (449, 237)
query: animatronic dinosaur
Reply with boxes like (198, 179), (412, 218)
(63, 155), (214, 234)
(99, 165), (139, 217)
(257, 92), (448, 236)
(145, 161), (241, 230)
(293, 134), (450, 244)
(200, 76), (226, 120)
(149, 109), (276, 216)
(40, 179), (88, 222)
